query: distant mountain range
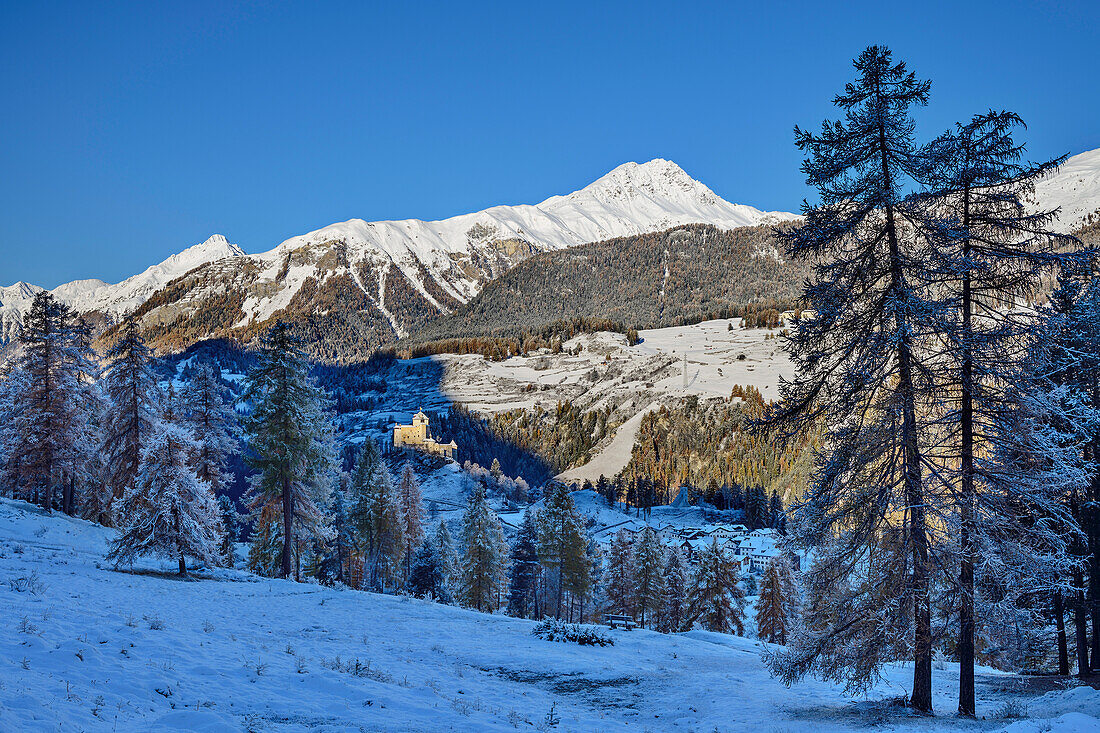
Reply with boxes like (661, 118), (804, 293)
(2, 149), (1098, 361)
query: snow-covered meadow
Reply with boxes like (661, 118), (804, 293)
(2, 497), (1096, 732)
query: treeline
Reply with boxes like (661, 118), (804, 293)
(0, 293), (239, 573)
(389, 317), (640, 362)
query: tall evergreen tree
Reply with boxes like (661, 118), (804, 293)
(5, 292), (101, 513)
(102, 317), (158, 516)
(434, 519), (459, 603)
(1012, 262), (1100, 676)
(685, 539), (746, 635)
(408, 538), (450, 602)
(0, 366), (30, 500)
(604, 530), (636, 619)
(762, 46), (941, 711)
(323, 472), (354, 585)
(217, 494), (241, 567)
(507, 511), (541, 618)
(767, 491), (783, 529)
(459, 483), (507, 612)
(241, 322), (337, 580)
(632, 527), (666, 629)
(661, 547), (688, 633)
(355, 464), (404, 591)
(915, 111), (1084, 714)
(755, 556), (799, 644)
(596, 474), (613, 508)
(183, 363), (238, 499)
(537, 482), (588, 618)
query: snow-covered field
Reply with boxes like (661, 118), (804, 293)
(349, 319), (793, 483)
(2, 497), (1097, 733)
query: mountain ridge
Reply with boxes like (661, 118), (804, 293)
(3, 149), (1098, 360)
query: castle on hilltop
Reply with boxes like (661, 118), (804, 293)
(393, 410), (458, 460)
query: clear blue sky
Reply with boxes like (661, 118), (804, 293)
(2, 0), (1097, 288)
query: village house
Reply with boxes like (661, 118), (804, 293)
(392, 410), (458, 460)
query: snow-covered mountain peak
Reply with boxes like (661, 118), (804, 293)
(0, 281), (43, 301)
(173, 234), (245, 263)
(540, 158), (720, 209)
(1035, 147), (1100, 232)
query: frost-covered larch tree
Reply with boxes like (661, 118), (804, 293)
(408, 538), (449, 602)
(0, 366), (29, 498)
(507, 510), (541, 618)
(216, 494), (241, 567)
(434, 519), (459, 603)
(1006, 259), (1100, 676)
(183, 363), (239, 498)
(3, 292), (102, 514)
(755, 556), (799, 644)
(604, 530), (636, 619)
(915, 111), (1084, 714)
(397, 465), (425, 587)
(537, 482), (589, 619)
(241, 322), (337, 580)
(685, 539), (745, 635)
(347, 445), (404, 591)
(633, 527), (666, 629)
(459, 483), (507, 612)
(102, 317), (158, 516)
(661, 547), (688, 633)
(762, 45), (943, 712)
(107, 387), (223, 575)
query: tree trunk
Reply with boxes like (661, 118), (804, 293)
(1089, 419), (1100, 664)
(178, 554), (187, 577)
(1074, 572), (1090, 676)
(62, 471), (74, 516)
(891, 225), (934, 715)
(958, 220), (976, 717)
(1055, 592), (1070, 675)
(281, 471), (294, 579)
(876, 101), (932, 713)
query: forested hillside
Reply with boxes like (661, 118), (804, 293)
(407, 224), (807, 344)
(619, 388), (819, 508)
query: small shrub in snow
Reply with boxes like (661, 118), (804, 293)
(146, 614), (165, 630)
(124, 614), (137, 628)
(320, 656), (395, 683)
(8, 571), (45, 594)
(18, 616), (39, 635)
(202, 620), (215, 633)
(531, 619), (613, 647)
(993, 700), (1029, 719)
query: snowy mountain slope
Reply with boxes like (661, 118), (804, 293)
(94, 160), (800, 357)
(2, 496), (1097, 732)
(0, 282), (43, 344)
(1036, 147), (1100, 232)
(0, 235), (244, 347)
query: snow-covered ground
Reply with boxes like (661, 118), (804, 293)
(2, 497), (1096, 732)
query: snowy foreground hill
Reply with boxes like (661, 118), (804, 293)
(2, 498), (1097, 733)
